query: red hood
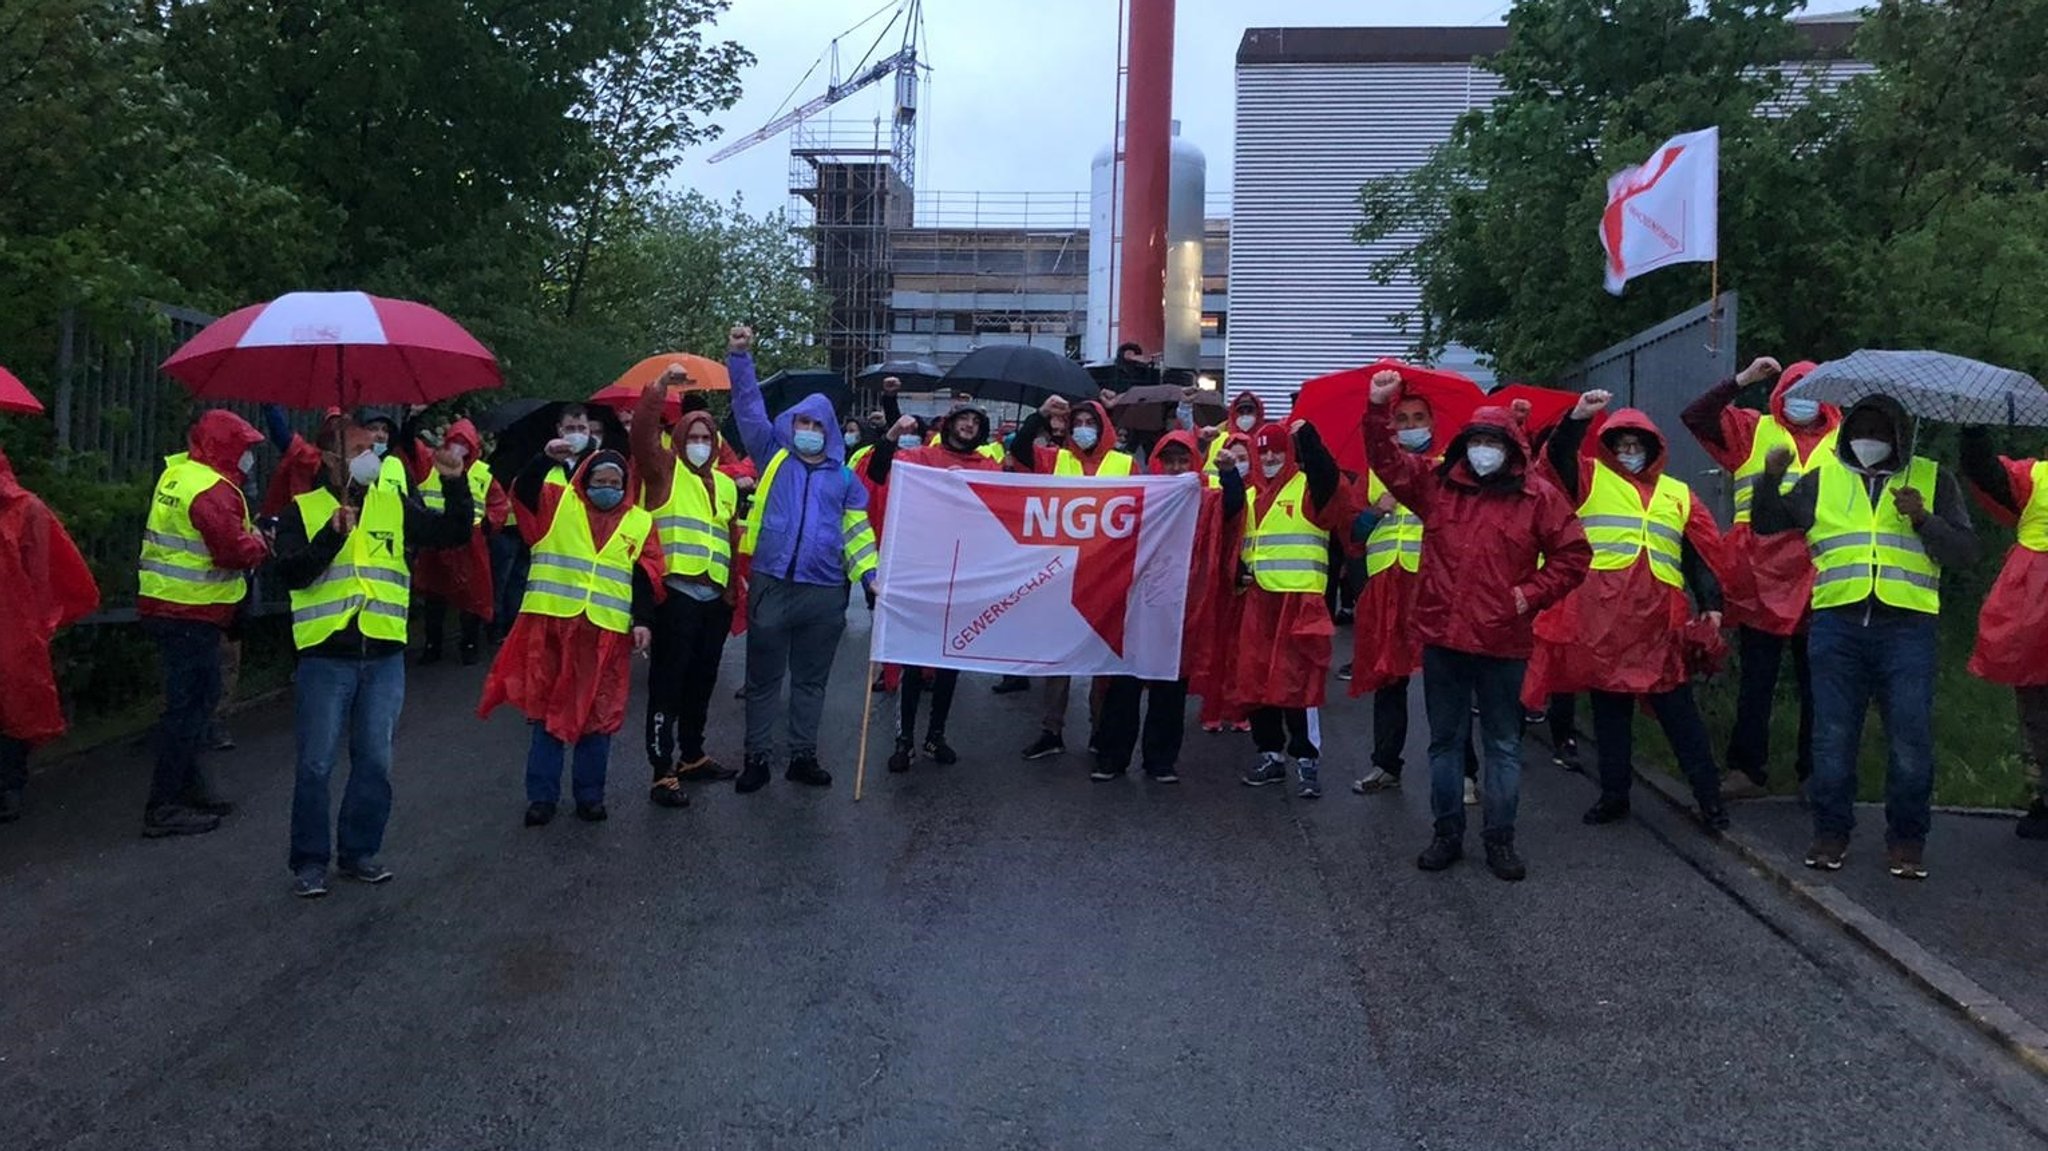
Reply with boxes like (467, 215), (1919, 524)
(675, 410), (722, 474)
(1590, 406), (1669, 483)
(1769, 360), (1838, 431)
(1440, 405), (1532, 486)
(1149, 429), (1202, 475)
(188, 409), (264, 481)
(443, 418), (483, 468)
(0, 444), (20, 502)
(1251, 420), (1299, 498)
(1070, 399), (1117, 462)
(1227, 390), (1266, 433)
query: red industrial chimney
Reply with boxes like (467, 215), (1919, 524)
(1116, 0), (1174, 362)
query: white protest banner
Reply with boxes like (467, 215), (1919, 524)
(870, 465), (1200, 680)
(1600, 126), (1719, 295)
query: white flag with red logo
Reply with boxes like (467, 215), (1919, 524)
(870, 466), (1200, 679)
(1600, 126), (1719, 295)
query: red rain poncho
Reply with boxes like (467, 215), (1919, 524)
(1968, 454), (2048, 686)
(410, 419), (507, 622)
(0, 447), (100, 745)
(1191, 433), (1251, 720)
(478, 452), (664, 742)
(1148, 431), (1231, 681)
(259, 409), (345, 520)
(1346, 400), (1443, 696)
(1223, 423), (1354, 710)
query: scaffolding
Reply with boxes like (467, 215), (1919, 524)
(789, 118), (914, 378)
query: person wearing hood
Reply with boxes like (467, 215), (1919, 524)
(0, 445), (99, 824)
(1527, 392), (1732, 833)
(136, 410), (273, 838)
(1364, 371), (1591, 881)
(1207, 392), (1266, 468)
(729, 324), (878, 793)
(866, 401), (1003, 773)
(482, 449), (661, 828)
(633, 370), (743, 802)
(272, 417), (475, 897)
(1195, 432), (1254, 734)
(1753, 395), (1979, 879)
(1230, 419), (1353, 798)
(411, 418), (508, 666)
(1959, 427), (2048, 840)
(1682, 356), (1840, 799)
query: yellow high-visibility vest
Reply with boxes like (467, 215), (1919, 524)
(1734, 419), (1838, 525)
(289, 486), (411, 649)
(1578, 462), (1691, 587)
(1362, 469), (1423, 577)
(137, 456), (251, 607)
(418, 461), (492, 526)
(650, 463), (738, 588)
(2018, 461), (2048, 553)
(738, 450), (879, 583)
(521, 495), (653, 634)
(1807, 454), (1941, 614)
(1054, 449), (1135, 477)
(1242, 472), (1329, 593)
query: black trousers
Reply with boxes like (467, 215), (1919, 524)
(899, 667), (960, 741)
(1727, 626), (1814, 783)
(1590, 684), (1721, 807)
(0, 736), (27, 795)
(1250, 706), (1319, 759)
(1372, 677), (1479, 779)
(1097, 677), (1189, 774)
(420, 598), (483, 654)
(645, 591), (734, 770)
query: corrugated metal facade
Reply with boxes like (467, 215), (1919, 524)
(1228, 62), (1500, 409)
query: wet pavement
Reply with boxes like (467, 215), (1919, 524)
(6, 608), (2048, 1150)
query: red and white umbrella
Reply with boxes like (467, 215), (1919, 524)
(161, 291), (502, 410)
(0, 365), (45, 415)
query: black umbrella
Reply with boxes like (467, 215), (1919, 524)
(857, 360), (945, 391)
(1085, 359), (1162, 394)
(485, 400), (626, 477)
(759, 368), (852, 422)
(944, 345), (1098, 407)
(473, 397), (551, 435)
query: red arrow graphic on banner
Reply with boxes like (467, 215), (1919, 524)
(968, 482), (1146, 656)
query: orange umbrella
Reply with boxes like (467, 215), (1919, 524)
(607, 352), (729, 394)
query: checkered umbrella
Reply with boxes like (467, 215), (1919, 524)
(1784, 350), (2048, 427)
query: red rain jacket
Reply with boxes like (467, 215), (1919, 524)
(1149, 431), (1227, 679)
(0, 447), (100, 745)
(411, 419), (507, 622)
(138, 410), (270, 628)
(1967, 453), (2048, 685)
(1223, 422), (1353, 710)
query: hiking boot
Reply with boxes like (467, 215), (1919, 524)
(1886, 841), (1928, 881)
(2016, 799), (2048, 841)
(1803, 835), (1848, 871)
(648, 771), (690, 808)
(887, 739), (914, 774)
(0, 789), (23, 824)
(922, 734), (959, 765)
(142, 805), (221, 838)
(1483, 836), (1528, 882)
(1552, 738), (1583, 773)
(1351, 766), (1401, 794)
(1695, 803), (1731, 836)
(1720, 772), (1769, 801)
(575, 802), (608, 822)
(338, 858), (393, 884)
(991, 676), (1030, 695)
(1462, 777), (1479, 807)
(1241, 753), (1288, 788)
(1089, 764), (1127, 782)
(676, 756), (738, 783)
(785, 755), (832, 787)
(1021, 733), (1065, 761)
(1416, 833), (1463, 872)
(524, 802), (557, 827)
(1581, 796), (1631, 826)
(735, 755), (772, 794)
(1295, 758), (1322, 799)
(291, 866), (329, 899)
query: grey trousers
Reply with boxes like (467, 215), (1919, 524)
(744, 573), (850, 760)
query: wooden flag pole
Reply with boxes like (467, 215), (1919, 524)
(853, 662), (877, 801)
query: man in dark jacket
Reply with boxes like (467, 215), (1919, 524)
(1364, 370), (1591, 881)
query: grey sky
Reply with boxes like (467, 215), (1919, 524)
(670, 0), (1872, 212)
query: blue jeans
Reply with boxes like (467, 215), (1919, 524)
(1422, 646), (1526, 841)
(290, 653), (405, 871)
(525, 724), (610, 807)
(1808, 609), (1937, 845)
(144, 618), (225, 811)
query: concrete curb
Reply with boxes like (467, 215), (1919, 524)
(1630, 763), (2048, 1080)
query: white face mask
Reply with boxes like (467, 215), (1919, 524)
(1235, 414), (1256, 431)
(1849, 438), (1892, 468)
(1070, 425), (1099, 451)
(1616, 451), (1647, 474)
(449, 444), (469, 464)
(1781, 398), (1821, 425)
(685, 442), (713, 467)
(348, 449), (383, 486)
(238, 450), (256, 475)
(1466, 444), (1507, 477)
(1259, 459), (1283, 479)
(562, 431), (591, 454)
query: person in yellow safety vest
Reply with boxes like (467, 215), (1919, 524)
(1959, 427), (2048, 841)
(727, 324), (877, 793)
(136, 410), (272, 839)
(412, 418), (509, 665)
(1525, 392), (1733, 834)
(1206, 391), (1266, 469)
(633, 368), (744, 801)
(270, 416), (475, 898)
(1753, 394), (1980, 880)
(1228, 420), (1354, 798)
(481, 450), (662, 829)
(495, 403), (604, 636)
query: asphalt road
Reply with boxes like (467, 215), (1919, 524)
(6, 607), (2047, 1150)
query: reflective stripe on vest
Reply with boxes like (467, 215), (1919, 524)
(289, 486), (411, 649)
(740, 450), (878, 584)
(1733, 420), (1838, 524)
(652, 464), (737, 587)
(1807, 455), (1941, 614)
(1054, 450), (1135, 477)
(1578, 463), (1691, 588)
(1362, 468), (1423, 577)
(2018, 461), (2048, 553)
(418, 462), (491, 525)
(1243, 472), (1329, 593)
(137, 458), (251, 606)
(520, 496), (654, 633)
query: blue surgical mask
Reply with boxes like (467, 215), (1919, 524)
(372, 441), (389, 458)
(1781, 398), (1821, 425)
(1071, 425), (1100, 451)
(792, 429), (827, 456)
(897, 434), (922, 450)
(1396, 427), (1433, 452)
(587, 486), (625, 511)
(1617, 451), (1648, 474)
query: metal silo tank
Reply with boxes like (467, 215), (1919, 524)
(1088, 122), (1207, 369)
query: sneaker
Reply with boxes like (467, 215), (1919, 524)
(1295, 758), (1322, 799)
(1228, 721), (1251, 733)
(1086, 733), (1100, 755)
(785, 755), (832, 787)
(1334, 607), (1354, 625)
(1021, 733), (1065, 761)
(142, 805), (221, 838)
(1522, 709), (1546, 726)
(1200, 722), (1225, 734)
(459, 645), (480, 667)
(0, 789), (23, 824)
(735, 755), (772, 794)
(338, 858), (393, 884)
(181, 791), (236, 818)
(887, 739), (914, 774)
(991, 676), (1031, 695)
(1145, 767), (1180, 784)
(291, 866), (329, 899)
(1336, 663), (1354, 682)
(1089, 765), (1126, 782)
(922, 735), (959, 765)
(1581, 796), (1631, 826)
(2016, 799), (2048, 841)
(676, 756), (738, 783)
(207, 726), (237, 752)
(575, 802), (609, 822)
(1483, 837), (1527, 882)
(648, 771), (690, 808)
(524, 802), (557, 826)
(1720, 772), (1769, 801)
(1241, 753), (1288, 788)
(1886, 842), (1928, 881)
(1695, 803), (1731, 836)
(1552, 738), (1583, 773)
(1416, 834), (1463, 871)
(1351, 767), (1401, 795)
(1462, 777), (1479, 807)
(1803, 836), (1848, 871)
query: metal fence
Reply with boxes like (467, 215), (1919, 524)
(1557, 293), (1738, 521)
